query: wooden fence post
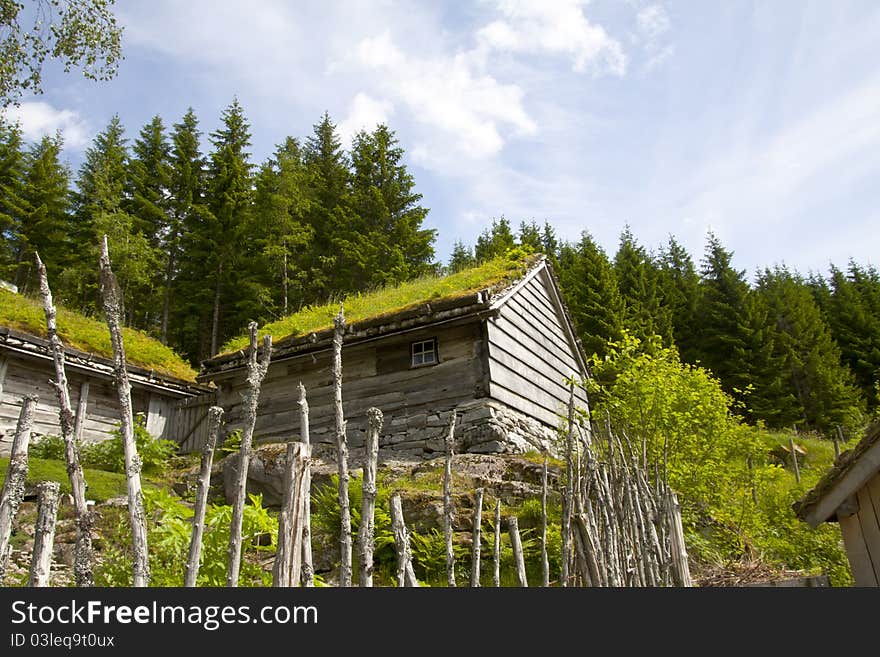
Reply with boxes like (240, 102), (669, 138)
(28, 481), (60, 587)
(184, 405), (224, 587)
(561, 382), (575, 587)
(36, 251), (93, 587)
(789, 435), (801, 483)
(226, 322), (272, 587)
(666, 490), (692, 587)
(0, 394), (37, 578)
(357, 407), (383, 587)
(541, 454), (550, 587)
(444, 411), (457, 587)
(390, 493), (419, 587)
(471, 487), (483, 587)
(493, 499), (501, 587)
(298, 383), (314, 587)
(332, 305), (352, 587)
(100, 235), (149, 587)
(509, 516), (528, 587)
(273, 442), (310, 587)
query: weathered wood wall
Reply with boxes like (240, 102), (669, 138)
(486, 268), (589, 429)
(837, 470), (880, 586)
(208, 322), (485, 453)
(0, 353), (187, 454)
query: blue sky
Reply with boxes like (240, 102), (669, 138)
(5, 0), (880, 281)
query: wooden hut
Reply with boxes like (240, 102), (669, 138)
(198, 254), (591, 458)
(794, 422), (880, 586)
(0, 288), (206, 455)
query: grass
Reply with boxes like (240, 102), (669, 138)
(0, 456), (134, 502)
(219, 252), (540, 355)
(0, 288), (198, 382)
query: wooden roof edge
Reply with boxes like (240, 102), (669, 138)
(0, 326), (206, 394)
(198, 298), (494, 381)
(793, 421), (880, 527)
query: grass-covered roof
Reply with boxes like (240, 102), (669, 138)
(0, 288), (198, 383)
(219, 251), (542, 356)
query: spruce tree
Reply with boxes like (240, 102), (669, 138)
(15, 134), (73, 295)
(0, 117), (27, 283)
(448, 240), (475, 273)
(657, 235), (701, 364)
(555, 232), (625, 359)
(474, 217), (515, 262)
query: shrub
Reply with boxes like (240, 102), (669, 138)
(28, 434), (68, 460)
(81, 414), (177, 474)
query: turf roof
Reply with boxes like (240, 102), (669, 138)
(218, 251), (542, 356)
(0, 288), (198, 383)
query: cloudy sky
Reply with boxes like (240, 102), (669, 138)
(5, 0), (880, 280)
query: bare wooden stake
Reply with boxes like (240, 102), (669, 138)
(0, 394), (37, 578)
(272, 441), (310, 587)
(443, 410), (457, 587)
(358, 407), (383, 587)
(28, 481), (60, 587)
(789, 435), (801, 483)
(493, 499), (501, 587)
(332, 305), (353, 587)
(390, 493), (419, 587)
(561, 382), (575, 587)
(470, 487), (484, 587)
(298, 383), (314, 587)
(100, 236), (149, 587)
(666, 490), (692, 587)
(508, 516), (528, 587)
(541, 454), (550, 587)
(184, 405), (224, 587)
(226, 322), (272, 587)
(36, 251), (93, 587)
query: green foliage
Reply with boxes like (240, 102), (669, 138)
(217, 429), (242, 456)
(80, 415), (178, 474)
(0, 0), (123, 108)
(95, 487), (277, 587)
(28, 433), (68, 460)
(588, 332), (852, 585)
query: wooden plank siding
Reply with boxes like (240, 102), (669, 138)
(486, 269), (589, 431)
(0, 353), (194, 454)
(209, 323), (486, 451)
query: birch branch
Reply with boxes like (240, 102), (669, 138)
(0, 394), (37, 579)
(184, 405), (223, 587)
(36, 251), (93, 587)
(100, 235), (149, 587)
(226, 322), (271, 587)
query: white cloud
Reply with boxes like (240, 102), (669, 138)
(477, 0), (627, 75)
(352, 31), (536, 161)
(637, 4), (671, 41)
(338, 93), (394, 145)
(3, 102), (90, 148)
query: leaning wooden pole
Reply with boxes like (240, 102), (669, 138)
(273, 442), (309, 587)
(541, 454), (550, 587)
(666, 489), (692, 587)
(28, 481), (60, 587)
(443, 411), (457, 587)
(99, 237), (150, 587)
(358, 407), (383, 587)
(509, 516), (528, 587)
(332, 305), (353, 587)
(298, 383), (314, 587)
(0, 394), (37, 578)
(493, 499), (501, 587)
(561, 382), (575, 587)
(226, 322), (272, 587)
(36, 252), (93, 587)
(390, 493), (419, 587)
(184, 405), (224, 587)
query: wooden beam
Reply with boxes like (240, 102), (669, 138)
(73, 380), (89, 443)
(802, 438), (880, 527)
(838, 512), (878, 586)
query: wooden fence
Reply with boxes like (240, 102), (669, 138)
(168, 391), (218, 453)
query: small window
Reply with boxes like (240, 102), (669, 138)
(411, 338), (437, 367)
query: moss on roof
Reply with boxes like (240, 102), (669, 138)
(0, 288), (198, 383)
(219, 250), (542, 356)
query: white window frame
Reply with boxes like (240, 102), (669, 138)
(411, 338), (438, 367)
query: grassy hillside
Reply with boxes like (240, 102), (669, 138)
(0, 288), (198, 382)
